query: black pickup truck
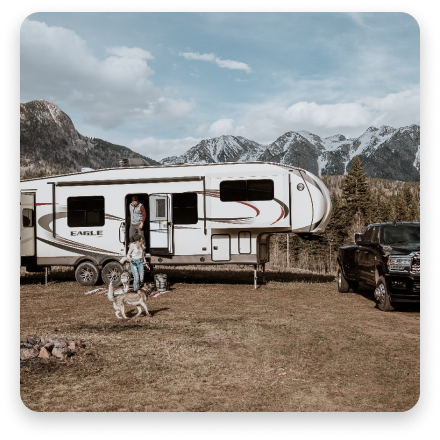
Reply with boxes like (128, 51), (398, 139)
(337, 222), (420, 311)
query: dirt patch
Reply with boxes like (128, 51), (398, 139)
(20, 267), (419, 412)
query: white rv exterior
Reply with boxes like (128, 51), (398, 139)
(20, 162), (332, 285)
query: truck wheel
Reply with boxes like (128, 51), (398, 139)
(75, 262), (100, 286)
(337, 269), (350, 293)
(102, 261), (124, 287)
(375, 276), (394, 312)
(350, 281), (359, 293)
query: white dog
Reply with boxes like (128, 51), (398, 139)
(107, 282), (151, 319)
(120, 271), (131, 293)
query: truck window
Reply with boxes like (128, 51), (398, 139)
(363, 227), (374, 241)
(173, 193), (198, 225)
(371, 226), (380, 243)
(67, 196), (105, 227)
(220, 180), (274, 202)
(382, 224), (420, 244)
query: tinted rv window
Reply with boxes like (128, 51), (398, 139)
(67, 196), (105, 227)
(173, 193), (198, 225)
(247, 180), (274, 201)
(220, 180), (274, 201)
(22, 208), (33, 227)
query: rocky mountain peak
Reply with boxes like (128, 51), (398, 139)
(20, 100), (420, 182)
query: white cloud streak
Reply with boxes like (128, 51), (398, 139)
(179, 51), (252, 73)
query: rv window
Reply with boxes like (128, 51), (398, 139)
(220, 180), (274, 202)
(173, 193), (198, 225)
(220, 181), (247, 202)
(22, 208), (33, 227)
(156, 199), (166, 218)
(247, 180), (274, 201)
(67, 196), (105, 227)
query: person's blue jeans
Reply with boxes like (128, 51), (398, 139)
(130, 259), (144, 292)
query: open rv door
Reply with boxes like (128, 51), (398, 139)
(149, 194), (173, 254)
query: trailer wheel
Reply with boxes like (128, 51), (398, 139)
(102, 261), (124, 287)
(75, 262), (100, 286)
(375, 276), (394, 312)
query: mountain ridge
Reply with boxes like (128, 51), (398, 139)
(20, 100), (420, 181)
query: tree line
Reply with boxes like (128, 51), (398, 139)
(268, 156), (420, 274)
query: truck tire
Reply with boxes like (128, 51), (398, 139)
(337, 268), (350, 293)
(375, 276), (394, 312)
(75, 262), (100, 286)
(101, 261), (124, 287)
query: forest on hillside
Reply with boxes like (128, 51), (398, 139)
(268, 156), (420, 274)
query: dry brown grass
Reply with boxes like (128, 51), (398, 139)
(20, 267), (419, 412)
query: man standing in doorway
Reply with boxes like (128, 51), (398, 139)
(129, 196), (147, 246)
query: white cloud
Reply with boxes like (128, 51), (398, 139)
(139, 97), (197, 123)
(20, 19), (194, 129)
(196, 119), (235, 137)
(106, 46), (155, 59)
(193, 86), (420, 144)
(129, 137), (202, 160)
(179, 51), (252, 73)
(213, 58), (251, 73)
(179, 51), (215, 62)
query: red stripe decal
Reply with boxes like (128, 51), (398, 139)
(271, 206), (284, 225)
(36, 203), (53, 206)
(236, 201), (260, 216)
(205, 194), (260, 217)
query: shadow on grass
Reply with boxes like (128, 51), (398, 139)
(20, 266), (335, 287)
(20, 269), (76, 285)
(159, 268), (335, 285)
(354, 284), (420, 313)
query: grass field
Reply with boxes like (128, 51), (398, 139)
(20, 266), (419, 412)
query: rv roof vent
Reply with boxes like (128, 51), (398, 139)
(118, 157), (149, 167)
(81, 167), (95, 172)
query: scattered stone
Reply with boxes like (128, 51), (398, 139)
(38, 346), (51, 359)
(20, 347), (39, 360)
(20, 335), (85, 362)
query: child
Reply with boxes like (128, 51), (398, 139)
(127, 232), (146, 292)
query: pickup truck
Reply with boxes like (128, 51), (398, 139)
(337, 222), (420, 311)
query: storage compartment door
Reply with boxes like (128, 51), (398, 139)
(238, 231), (251, 254)
(211, 234), (230, 261)
(149, 194), (173, 254)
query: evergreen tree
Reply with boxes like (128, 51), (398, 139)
(342, 155), (373, 232)
(394, 191), (408, 221)
(403, 185), (419, 221)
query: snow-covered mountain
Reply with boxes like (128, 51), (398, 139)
(160, 135), (265, 165)
(20, 99), (419, 181)
(161, 125), (420, 181)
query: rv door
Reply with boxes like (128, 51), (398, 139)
(149, 194), (173, 254)
(21, 192), (35, 257)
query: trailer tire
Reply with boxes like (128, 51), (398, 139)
(75, 262), (100, 286)
(102, 261), (124, 287)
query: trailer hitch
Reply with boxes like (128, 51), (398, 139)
(296, 233), (332, 243)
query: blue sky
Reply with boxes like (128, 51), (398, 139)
(20, 12), (420, 160)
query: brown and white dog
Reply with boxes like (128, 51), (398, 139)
(107, 282), (152, 319)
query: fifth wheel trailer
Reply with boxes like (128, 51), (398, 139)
(20, 161), (332, 286)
